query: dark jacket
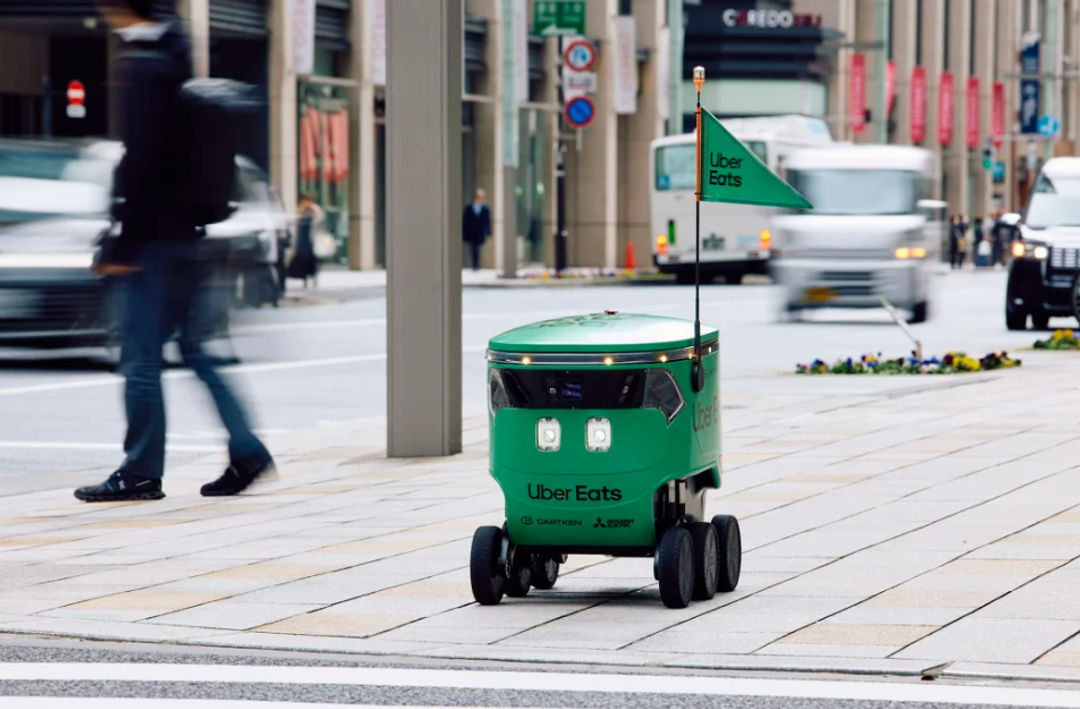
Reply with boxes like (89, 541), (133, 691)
(112, 21), (195, 264)
(462, 202), (491, 245)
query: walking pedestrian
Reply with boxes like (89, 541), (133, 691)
(991, 211), (1010, 267)
(287, 193), (321, 288)
(77, 0), (274, 502)
(972, 217), (990, 268)
(462, 188), (491, 271)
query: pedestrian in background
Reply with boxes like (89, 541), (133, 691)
(77, 0), (274, 502)
(462, 188), (491, 271)
(972, 217), (990, 268)
(991, 211), (1010, 267)
(949, 214), (967, 270)
(287, 193), (321, 288)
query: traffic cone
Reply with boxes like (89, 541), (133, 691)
(625, 240), (636, 273)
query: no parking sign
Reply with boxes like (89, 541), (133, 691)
(564, 96), (595, 129)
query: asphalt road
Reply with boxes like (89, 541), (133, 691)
(0, 269), (1049, 491)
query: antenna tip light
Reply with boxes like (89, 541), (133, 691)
(693, 66), (705, 90)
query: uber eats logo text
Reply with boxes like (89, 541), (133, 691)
(528, 484), (623, 502)
(706, 153), (744, 188)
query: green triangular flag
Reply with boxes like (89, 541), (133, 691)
(698, 108), (812, 209)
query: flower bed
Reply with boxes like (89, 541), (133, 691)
(1034, 329), (1080, 350)
(796, 351), (1021, 375)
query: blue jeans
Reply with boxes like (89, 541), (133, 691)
(118, 241), (270, 479)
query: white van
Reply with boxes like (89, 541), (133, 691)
(770, 145), (944, 323)
(649, 115), (832, 284)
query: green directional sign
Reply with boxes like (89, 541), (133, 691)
(698, 108), (812, 209)
(533, 0), (586, 38)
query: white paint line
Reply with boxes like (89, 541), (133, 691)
(0, 664), (1078, 707)
(0, 442), (218, 453)
(0, 701), (413, 709)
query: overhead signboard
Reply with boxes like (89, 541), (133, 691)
(966, 77), (980, 148)
(290, 0), (315, 75)
(613, 16), (636, 114)
(849, 53), (865, 134)
(533, 0), (585, 38)
(698, 108), (810, 209)
(564, 95), (595, 129)
(1020, 33), (1040, 135)
(910, 67), (927, 144)
(938, 71), (954, 146)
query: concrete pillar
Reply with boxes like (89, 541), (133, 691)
(386, 0), (463, 457)
(892, 0), (918, 146)
(565, 0), (618, 268)
(268, 0), (298, 213)
(496, 0), (518, 278)
(972, 0), (997, 217)
(943, 0), (971, 216)
(617, 0), (664, 270)
(349, 0), (378, 270)
(920, 0), (945, 199)
(178, 0), (210, 78)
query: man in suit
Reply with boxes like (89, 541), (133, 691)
(462, 188), (491, 271)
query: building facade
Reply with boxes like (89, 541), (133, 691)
(818, 0), (1080, 218)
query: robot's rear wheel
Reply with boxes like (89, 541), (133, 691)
(505, 550), (532, 597)
(689, 522), (719, 600)
(530, 555), (561, 590)
(711, 515), (742, 592)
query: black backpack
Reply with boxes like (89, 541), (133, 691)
(177, 78), (261, 226)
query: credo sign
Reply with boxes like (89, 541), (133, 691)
(721, 9), (821, 28)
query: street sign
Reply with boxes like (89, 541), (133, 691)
(698, 108), (810, 208)
(533, 0), (585, 38)
(66, 80), (85, 106)
(993, 161), (1006, 183)
(564, 95), (595, 129)
(66, 80), (86, 119)
(564, 71), (596, 95)
(563, 39), (596, 72)
(1038, 115), (1060, 137)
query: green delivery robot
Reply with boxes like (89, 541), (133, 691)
(469, 311), (741, 609)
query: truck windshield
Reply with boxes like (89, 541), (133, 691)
(1025, 175), (1080, 228)
(655, 141), (766, 191)
(786, 169), (918, 215)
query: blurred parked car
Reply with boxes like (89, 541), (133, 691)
(0, 139), (288, 353)
(770, 145), (945, 323)
(1004, 158), (1080, 330)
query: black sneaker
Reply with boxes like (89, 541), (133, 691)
(200, 459), (276, 497)
(74, 471), (164, 502)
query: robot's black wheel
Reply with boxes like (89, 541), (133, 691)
(470, 526), (505, 605)
(689, 521), (719, 601)
(530, 555), (560, 590)
(711, 514), (742, 592)
(657, 526), (695, 608)
(505, 549), (532, 597)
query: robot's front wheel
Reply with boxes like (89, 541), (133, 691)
(470, 526), (506, 605)
(657, 526), (695, 608)
(712, 515), (742, 592)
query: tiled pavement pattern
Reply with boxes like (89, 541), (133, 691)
(5, 352), (1080, 681)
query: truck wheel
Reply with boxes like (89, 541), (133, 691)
(1032, 312), (1051, 330)
(470, 526), (505, 605)
(530, 555), (560, 590)
(712, 515), (742, 592)
(909, 301), (928, 324)
(689, 522), (719, 601)
(657, 527), (695, 608)
(1006, 308), (1027, 331)
(505, 549), (532, 597)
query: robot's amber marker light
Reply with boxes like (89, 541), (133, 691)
(693, 66), (705, 91)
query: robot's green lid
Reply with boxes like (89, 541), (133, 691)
(488, 312), (718, 353)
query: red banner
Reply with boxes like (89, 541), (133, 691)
(938, 72), (954, 146)
(966, 77), (980, 148)
(885, 60), (896, 115)
(911, 67), (927, 143)
(850, 53), (866, 134)
(991, 81), (1005, 147)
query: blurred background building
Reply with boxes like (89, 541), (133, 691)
(0, 0), (1074, 271)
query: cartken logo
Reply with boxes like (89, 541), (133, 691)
(594, 517), (606, 528)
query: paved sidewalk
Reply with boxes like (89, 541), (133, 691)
(4, 353), (1080, 682)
